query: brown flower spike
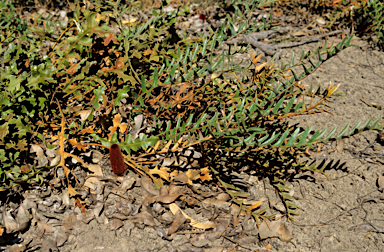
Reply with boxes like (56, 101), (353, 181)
(110, 144), (126, 176)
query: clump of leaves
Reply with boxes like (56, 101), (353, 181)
(0, 0), (382, 224)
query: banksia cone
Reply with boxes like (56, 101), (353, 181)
(110, 144), (126, 176)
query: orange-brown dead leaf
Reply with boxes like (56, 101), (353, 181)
(249, 52), (262, 66)
(68, 138), (88, 151)
(143, 48), (152, 56)
(20, 165), (30, 172)
(200, 167), (212, 181)
(66, 63), (78, 75)
(115, 58), (125, 69)
(104, 33), (115, 46)
(74, 199), (87, 213)
(78, 125), (95, 134)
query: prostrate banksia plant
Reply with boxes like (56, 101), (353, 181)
(110, 144), (126, 176)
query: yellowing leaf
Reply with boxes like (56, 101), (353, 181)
(108, 114), (122, 141)
(119, 123), (127, 134)
(122, 18), (136, 25)
(169, 203), (215, 229)
(149, 166), (170, 181)
(112, 113), (121, 127)
(210, 73), (220, 80)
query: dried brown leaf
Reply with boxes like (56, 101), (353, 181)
(167, 210), (186, 235)
(201, 198), (231, 211)
(132, 114), (144, 136)
(277, 223), (293, 242)
(67, 63), (78, 75)
(111, 218), (124, 230)
(41, 238), (58, 252)
(104, 33), (115, 46)
(8, 243), (26, 252)
(84, 164), (104, 193)
(335, 138), (345, 153)
(233, 213), (239, 227)
(200, 167), (212, 181)
(168, 184), (181, 195)
(119, 175), (136, 193)
(143, 47), (152, 56)
(216, 193), (230, 201)
(151, 193), (183, 204)
(259, 219), (281, 240)
(54, 226), (70, 247)
(16, 204), (31, 232)
(378, 175), (384, 191)
(237, 234), (258, 244)
(189, 233), (213, 248)
(62, 211), (94, 230)
(141, 176), (160, 196)
(209, 219), (229, 240)
(130, 210), (157, 226)
(30, 144), (48, 167)
(32, 209), (58, 233)
(190, 220), (229, 247)
(2, 210), (19, 233)
(93, 202), (104, 218)
(160, 186), (168, 196)
(169, 203), (215, 229)
(173, 172), (190, 184)
(66, 185), (79, 197)
(79, 110), (92, 122)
